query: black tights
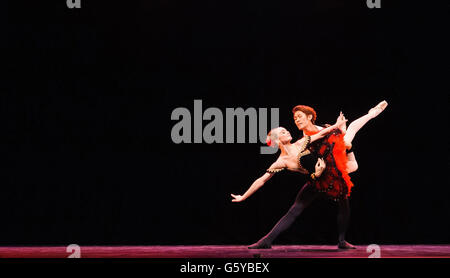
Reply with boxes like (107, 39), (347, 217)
(259, 183), (350, 244)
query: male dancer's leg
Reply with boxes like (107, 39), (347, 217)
(248, 182), (319, 249)
(337, 197), (356, 249)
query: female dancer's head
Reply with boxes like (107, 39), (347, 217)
(266, 127), (292, 149)
(267, 127), (318, 172)
(292, 105), (317, 131)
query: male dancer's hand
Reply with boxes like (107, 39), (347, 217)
(314, 158), (326, 177)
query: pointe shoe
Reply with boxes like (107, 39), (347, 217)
(248, 239), (272, 249)
(368, 100), (388, 118)
(338, 241), (356, 249)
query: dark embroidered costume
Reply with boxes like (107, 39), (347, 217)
(266, 128), (353, 201)
(304, 129), (354, 201)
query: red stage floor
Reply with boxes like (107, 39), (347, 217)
(0, 245), (449, 258)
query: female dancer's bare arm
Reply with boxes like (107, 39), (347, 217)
(231, 159), (285, 202)
(309, 112), (347, 143)
(231, 156), (327, 202)
(231, 172), (274, 202)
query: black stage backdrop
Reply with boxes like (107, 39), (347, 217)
(1, 1), (448, 246)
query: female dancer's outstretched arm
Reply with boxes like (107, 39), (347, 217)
(231, 157), (327, 202)
(230, 159), (285, 202)
(231, 172), (275, 202)
(309, 112), (347, 143)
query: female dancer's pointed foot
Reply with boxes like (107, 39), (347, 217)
(368, 100), (388, 118)
(248, 239), (272, 249)
(338, 241), (356, 249)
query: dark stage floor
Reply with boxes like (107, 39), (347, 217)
(0, 245), (449, 258)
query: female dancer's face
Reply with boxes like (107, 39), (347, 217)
(276, 128), (292, 144)
(294, 111), (311, 130)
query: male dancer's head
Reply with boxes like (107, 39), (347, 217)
(292, 105), (319, 133)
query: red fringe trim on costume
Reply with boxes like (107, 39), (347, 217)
(327, 133), (353, 196)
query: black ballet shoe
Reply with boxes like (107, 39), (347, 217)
(338, 241), (356, 249)
(248, 239), (272, 249)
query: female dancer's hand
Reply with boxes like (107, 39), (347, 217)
(231, 194), (245, 202)
(314, 158), (326, 177)
(335, 112), (348, 130)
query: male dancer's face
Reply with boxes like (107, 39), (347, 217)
(293, 111), (312, 131)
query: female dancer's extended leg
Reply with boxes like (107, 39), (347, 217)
(344, 100), (388, 147)
(248, 183), (319, 249)
(343, 100), (388, 173)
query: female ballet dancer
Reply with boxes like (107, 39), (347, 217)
(231, 101), (388, 249)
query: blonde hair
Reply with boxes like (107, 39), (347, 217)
(266, 127), (281, 148)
